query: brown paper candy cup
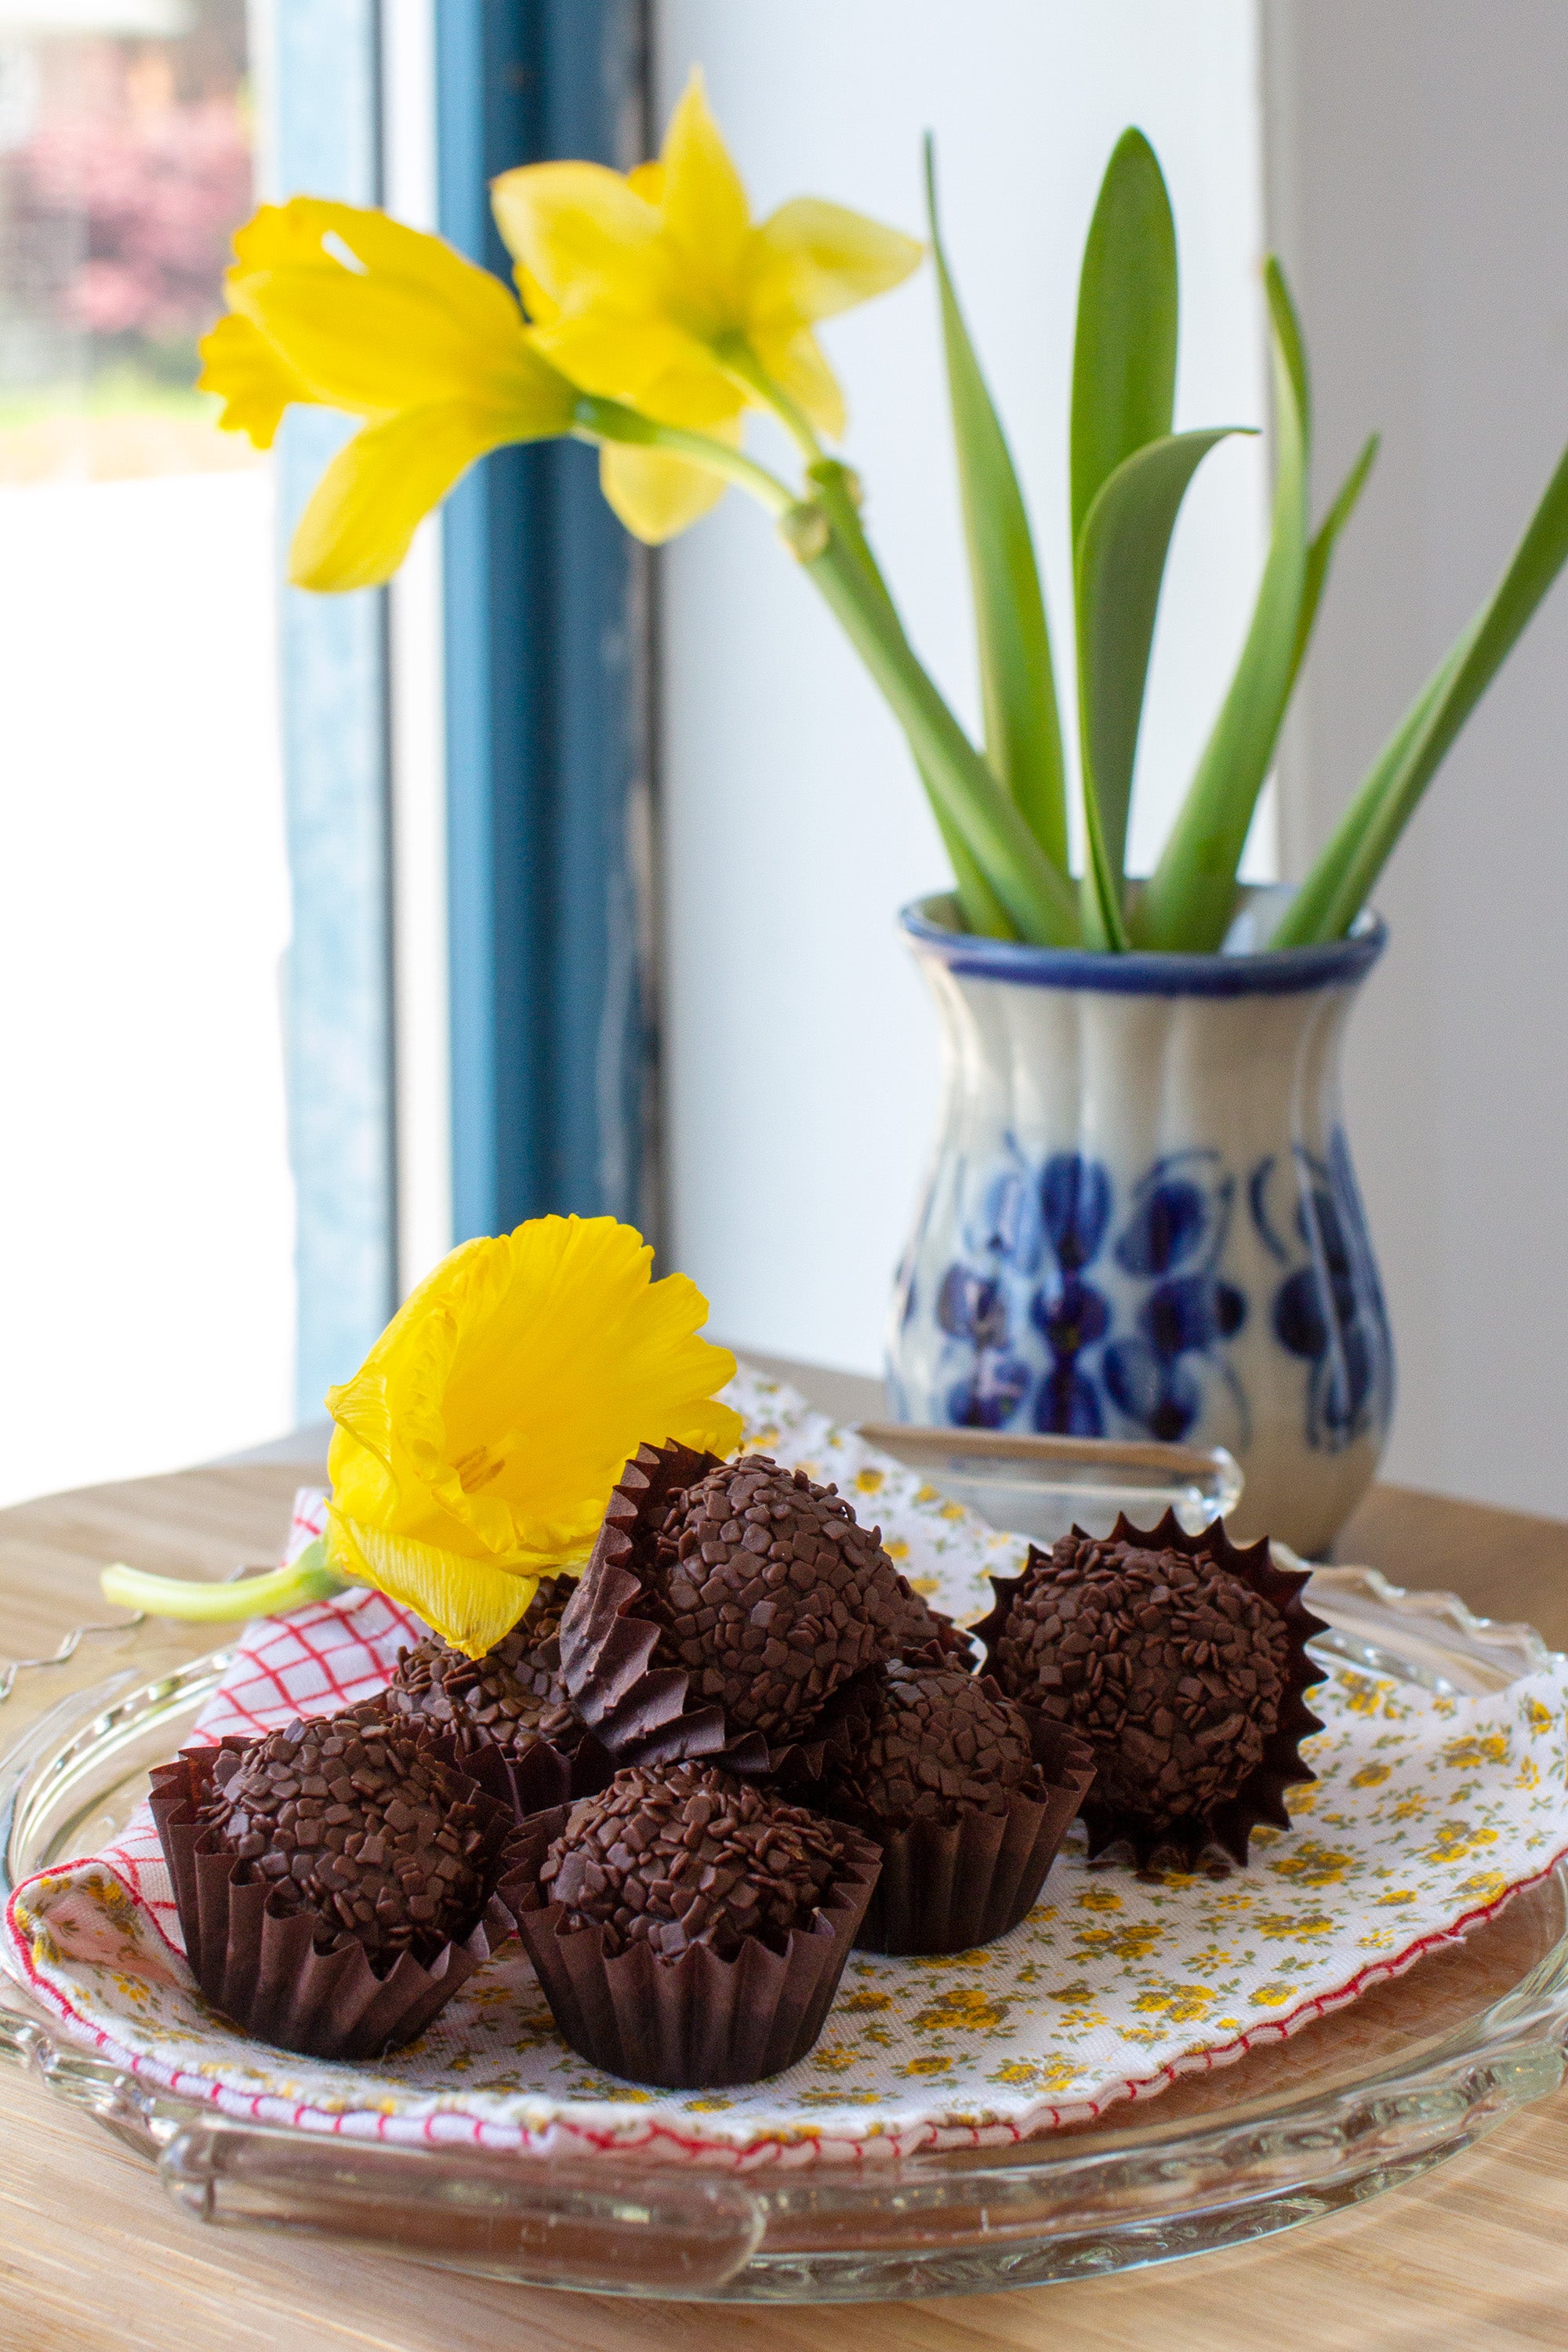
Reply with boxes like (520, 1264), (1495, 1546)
(149, 1739), (522, 2061)
(499, 1805), (882, 2089)
(352, 1700), (616, 1825)
(848, 1717), (1095, 1956)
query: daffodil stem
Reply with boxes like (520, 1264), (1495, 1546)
(571, 397), (795, 519)
(720, 343), (827, 468)
(572, 391), (1072, 942)
(100, 1542), (348, 1624)
(799, 520), (1080, 946)
(807, 459), (1018, 939)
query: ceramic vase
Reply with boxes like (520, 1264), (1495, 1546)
(887, 891), (1393, 1559)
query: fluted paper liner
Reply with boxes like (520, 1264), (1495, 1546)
(840, 1713), (1096, 1957)
(500, 1804), (882, 2089)
(356, 1700), (616, 1826)
(358, 1621), (617, 1826)
(149, 1740), (521, 2060)
(974, 1508), (1329, 1867)
(557, 1439), (873, 1784)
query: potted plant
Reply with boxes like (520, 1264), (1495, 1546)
(199, 77), (1568, 1555)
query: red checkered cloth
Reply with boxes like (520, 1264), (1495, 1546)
(101, 1488), (425, 1951)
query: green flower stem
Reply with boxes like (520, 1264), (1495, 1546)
(100, 1541), (348, 1624)
(808, 456), (1018, 940)
(571, 395), (797, 519)
(708, 350), (1002, 922)
(797, 513), (1080, 946)
(719, 339), (828, 469)
(573, 395), (1067, 942)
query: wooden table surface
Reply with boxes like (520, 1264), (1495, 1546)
(4, 1451), (1568, 2350)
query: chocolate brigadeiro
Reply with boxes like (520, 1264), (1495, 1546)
(503, 1760), (880, 2088)
(811, 1659), (1094, 1955)
(376, 1573), (608, 1815)
(976, 1510), (1327, 1867)
(559, 1443), (933, 1775)
(149, 1712), (517, 2059)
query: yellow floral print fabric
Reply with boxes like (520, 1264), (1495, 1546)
(6, 1364), (1568, 2166)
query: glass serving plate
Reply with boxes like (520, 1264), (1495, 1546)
(0, 1576), (1565, 2305)
(857, 1423), (1243, 1545)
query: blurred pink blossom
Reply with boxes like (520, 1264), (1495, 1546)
(15, 95), (252, 344)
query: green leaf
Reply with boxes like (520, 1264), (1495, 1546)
(925, 139), (1069, 873)
(1136, 260), (1312, 951)
(1271, 437), (1568, 946)
(1289, 431), (1379, 695)
(1075, 426), (1247, 948)
(1070, 128), (1178, 553)
(931, 797), (1020, 938)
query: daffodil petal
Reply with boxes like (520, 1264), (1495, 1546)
(327, 1508), (539, 1654)
(514, 260), (560, 325)
(659, 67), (750, 292)
(626, 159), (666, 205)
(750, 321), (846, 440)
(490, 161), (662, 311)
(600, 442), (729, 543)
(529, 310), (739, 426)
(751, 195), (924, 328)
(196, 311), (317, 448)
(289, 401), (533, 592)
(233, 264), (567, 419)
(234, 198), (524, 354)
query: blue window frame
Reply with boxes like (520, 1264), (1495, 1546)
(278, 1), (654, 1418)
(437, 1), (656, 1247)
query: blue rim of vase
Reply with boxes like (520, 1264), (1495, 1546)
(899, 894), (1387, 998)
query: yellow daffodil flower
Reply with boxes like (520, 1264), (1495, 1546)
(198, 196), (579, 590)
(323, 1214), (741, 1656)
(490, 67), (923, 541)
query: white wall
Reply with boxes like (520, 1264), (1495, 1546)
(1264, 1), (1568, 1518)
(655, 0), (1269, 1377)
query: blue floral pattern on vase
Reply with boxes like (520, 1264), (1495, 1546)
(1250, 1135), (1394, 1452)
(1102, 1152), (1249, 1446)
(913, 1130), (1389, 1457)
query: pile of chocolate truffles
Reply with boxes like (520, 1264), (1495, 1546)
(543, 1443), (1083, 1968)
(156, 1446), (1321, 2083)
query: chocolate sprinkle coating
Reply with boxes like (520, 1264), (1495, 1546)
(818, 1661), (1045, 1835)
(380, 1573), (583, 1763)
(634, 1454), (918, 1742)
(893, 1591), (979, 1671)
(540, 1761), (844, 1961)
(198, 1714), (494, 1970)
(979, 1512), (1326, 1863)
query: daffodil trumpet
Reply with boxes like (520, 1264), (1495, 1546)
(100, 1541), (347, 1624)
(101, 1216), (742, 1658)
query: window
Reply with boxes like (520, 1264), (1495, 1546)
(0, 0), (291, 1503)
